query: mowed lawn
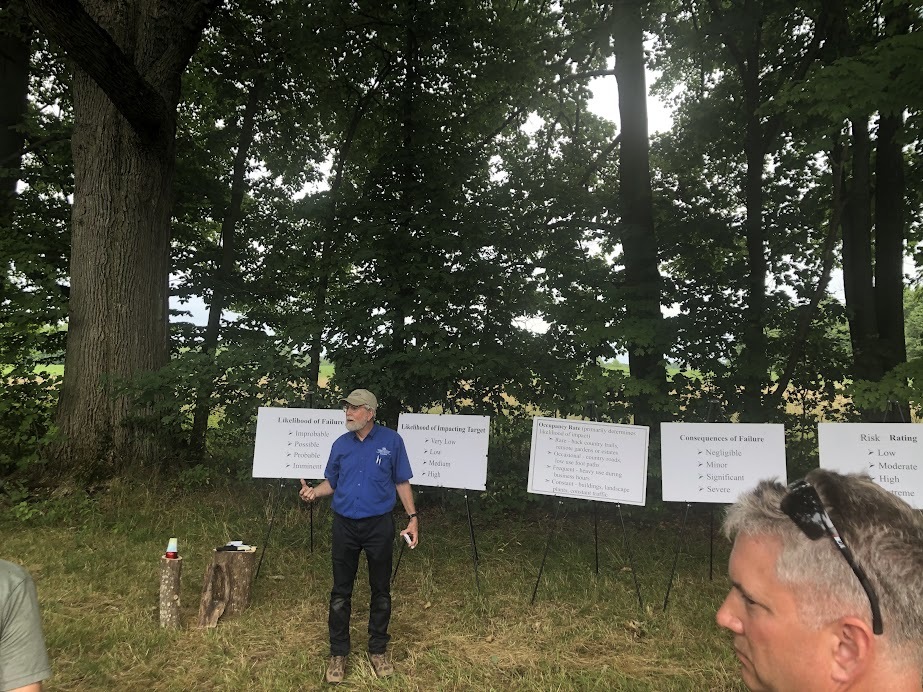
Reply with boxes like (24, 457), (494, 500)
(3, 482), (745, 691)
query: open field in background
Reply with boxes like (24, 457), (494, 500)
(2, 364), (64, 377)
(2, 483), (744, 691)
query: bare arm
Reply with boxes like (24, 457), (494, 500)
(396, 481), (418, 548)
(299, 479), (333, 503)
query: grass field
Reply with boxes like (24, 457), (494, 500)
(2, 483), (744, 691)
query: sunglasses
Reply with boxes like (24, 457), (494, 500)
(780, 479), (883, 635)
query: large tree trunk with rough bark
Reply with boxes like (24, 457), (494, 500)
(26, 0), (218, 478)
(58, 67), (175, 473)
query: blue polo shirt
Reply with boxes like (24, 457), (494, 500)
(325, 424), (414, 519)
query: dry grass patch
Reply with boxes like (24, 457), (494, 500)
(2, 484), (744, 690)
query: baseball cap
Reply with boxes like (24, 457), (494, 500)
(341, 389), (378, 410)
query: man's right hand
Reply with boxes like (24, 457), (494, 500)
(299, 478), (316, 502)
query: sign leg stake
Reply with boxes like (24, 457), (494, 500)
(708, 505), (715, 580)
(256, 478), (285, 579)
(465, 492), (481, 593)
(531, 499), (562, 605)
(662, 502), (691, 611)
(593, 502), (600, 576)
(617, 503), (644, 611)
(309, 501), (314, 553)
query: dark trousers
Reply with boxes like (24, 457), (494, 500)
(329, 512), (394, 656)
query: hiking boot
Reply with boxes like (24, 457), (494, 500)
(326, 655), (346, 684)
(369, 652), (394, 678)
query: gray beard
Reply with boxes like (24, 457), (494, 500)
(346, 420), (364, 432)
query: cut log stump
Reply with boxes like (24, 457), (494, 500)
(197, 548), (257, 628)
(159, 556), (183, 629)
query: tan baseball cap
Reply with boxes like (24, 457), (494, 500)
(341, 389), (378, 410)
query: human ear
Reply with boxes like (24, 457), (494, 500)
(830, 617), (873, 684)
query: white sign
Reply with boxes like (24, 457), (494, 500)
(252, 407), (344, 479)
(818, 423), (923, 509)
(661, 423), (788, 503)
(397, 413), (490, 491)
(527, 417), (649, 505)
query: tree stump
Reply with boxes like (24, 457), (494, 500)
(159, 556), (183, 628)
(197, 548), (257, 628)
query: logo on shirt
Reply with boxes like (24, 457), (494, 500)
(377, 447), (391, 457)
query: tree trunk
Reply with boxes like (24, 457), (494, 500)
(612, 0), (668, 428)
(381, 0), (419, 424)
(56, 63), (174, 474)
(873, 111), (907, 372)
(871, 5), (912, 421)
(26, 0), (218, 477)
(197, 548), (257, 628)
(703, 0), (827, 421)
(159, 555), (183, 629)
(190, 75), (263, 457)
(739, 77), (769, 421)
(307, 89), (375, 404)
(0, 2), (31, 232)
(841, 117), (883, 396)
(769, 137), (843, 401)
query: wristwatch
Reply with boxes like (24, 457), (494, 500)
(408, 512), (418, 519)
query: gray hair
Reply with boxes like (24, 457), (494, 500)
(723, 469), (923, 667)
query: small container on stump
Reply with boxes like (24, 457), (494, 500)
(197, 546), (257, 628)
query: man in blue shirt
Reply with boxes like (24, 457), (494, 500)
(299, 389), (418, 684)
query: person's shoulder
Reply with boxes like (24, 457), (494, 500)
(0, 559), (31, 591)
(372, 424), (402, 441)
(332, 430), (354, 445)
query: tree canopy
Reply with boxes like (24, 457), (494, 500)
(2, 0), (921, 486)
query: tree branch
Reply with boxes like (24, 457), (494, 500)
(0, 132), (70, 167)
(768, 137), (844, 402)
(579, 133), (622, 186)
(706, 0), (746, 72)
(557, 68), (617, 86)
(24, 0), (170, 139)
(25, 0), (219, 142)
(151, 0), (222, 84)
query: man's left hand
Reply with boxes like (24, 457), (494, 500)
(402, 517), (419, 549)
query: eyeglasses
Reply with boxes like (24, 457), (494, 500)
(780, 479), (883, 635)
(342, 404), (366, 413)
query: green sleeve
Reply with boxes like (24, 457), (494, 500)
(0, 566), (51, 692)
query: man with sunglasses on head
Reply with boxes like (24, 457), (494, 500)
(298, 389), (418, 685)
(717, 468), (923, 691)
